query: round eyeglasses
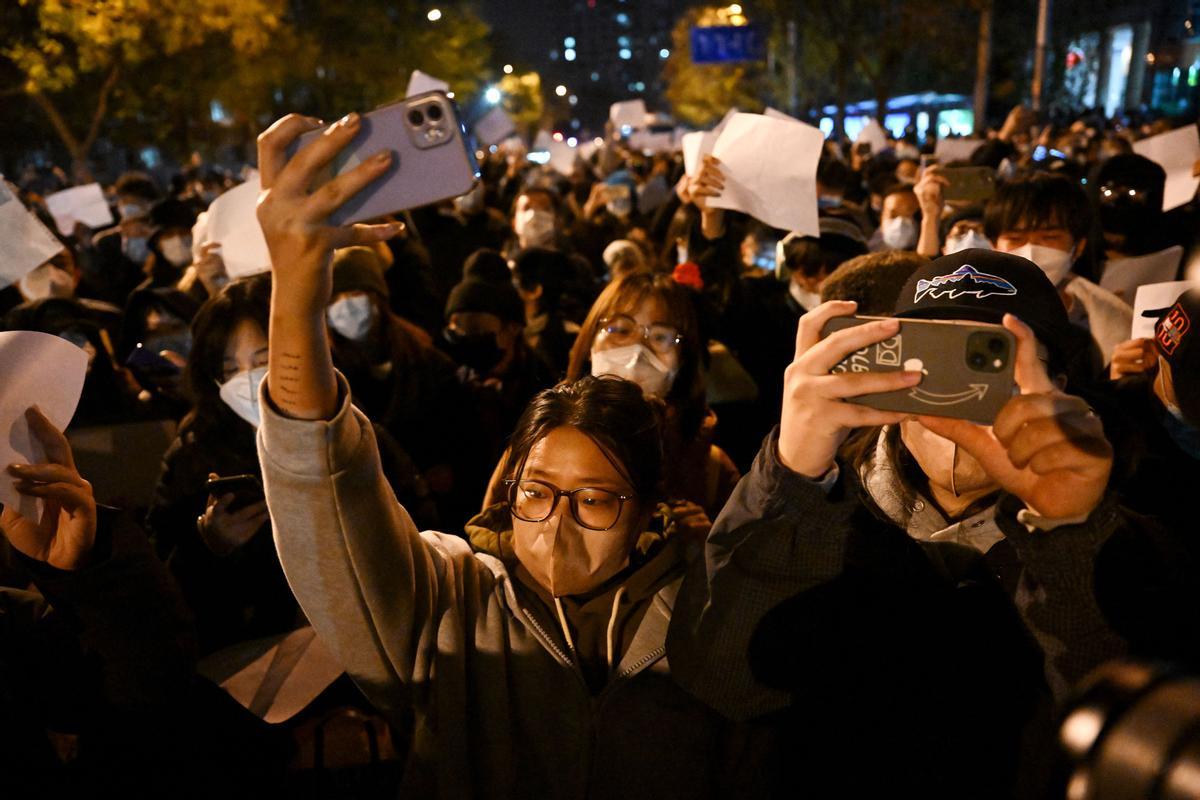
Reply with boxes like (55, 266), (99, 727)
(505, 479), (633, 532)
(597, 314), (682, 355)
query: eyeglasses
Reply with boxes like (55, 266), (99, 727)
(597, 314), (682, 355)
(505, 479), (633, 531)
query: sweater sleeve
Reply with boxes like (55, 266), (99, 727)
(257, 373), (496, 716)
(667, 427), (859, 721)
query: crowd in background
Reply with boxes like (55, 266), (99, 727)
(3, 100), (1200, 797)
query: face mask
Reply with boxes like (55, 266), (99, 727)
(327, 294), (375, 342)
(160, 235), (192, 267)
(1010, 243), (1074, 286)
(675, 241), (688, 266)
(944, 231), (993, 255)
(901, 420), (992, 498)
(590, 343), (677, 398)
(512, 502), (634, 597)
(514, 208), (556, 248)
(881, 216), (917, 250)
(789, 281), (822, 311)
(18, 264), (74, 301)
(443, 328), (504, 373)
(218, 366), (268, 428)
(118, 202), (149, 221)
(123, 236), (149, 264)
(817, 195), (842, 209)
(454, 183), (485, 215)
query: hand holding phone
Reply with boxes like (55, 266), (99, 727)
(939, 166), (996, 203)
(778, 302), (921, 479)
(914, 315), (1112, 519)
(200, 473), (268, 555)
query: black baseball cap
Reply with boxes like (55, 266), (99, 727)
(893, 248), (1072, 354)
(1154, 287), (1200, 426)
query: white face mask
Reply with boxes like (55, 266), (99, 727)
(327, 294), (375, 342)
(218, 366), (268, 428)
(514, 208), (556, 248)
(590, 343), (677, 398)
(19, 263), (74, 301)
(1010, 243), (1074, 286)
(118, 202), (149, 221)
(882, 216), (917, 250)
(160, 235), (193, 267)
(944, 231), (993, 255)
(789, 281), (822, 311)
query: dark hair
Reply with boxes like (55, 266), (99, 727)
(502, 376), (663, 504)
(783, 232), (867, 281)
(816, 156), (852, 194)
(512, 185), (560, 216)
(183, 274), (271, 433)
(821, 251), (929, 314)
(566, 271), (706, 440)
(512, 247), (571, 315)
(114, 171), (160, 203)
(984, 172), (1091, 243)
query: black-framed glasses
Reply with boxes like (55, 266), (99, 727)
(504, 479), (633, 531)
(598, 314), (682, 355)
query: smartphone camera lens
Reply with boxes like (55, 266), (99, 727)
(968, 352), (987, 370)
(425, 103), (444, 121)
(987, 337), (1006, 355)
(407, 109), (425, 127)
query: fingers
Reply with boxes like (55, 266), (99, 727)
(274, 113), (366, 196)
(23, 407), (76, 470)
(794, 300), (858, 359)
(328, 221), (406, 251)
(257, 114), (325, 190)
(1025, 439), (1113, 477)
(7, 462), (83, 487)
(819, 369), (922, 399)
(829, 405), (911, 429)
(306, 149), (393, 218)
(1003, 412), (1107, 470)
(801, 316), (900, 374)
(993, 392), (1092, 447)
(1003, 314), (1055, 395)
(12, 479), (92, 510)
(229, 500), (268, 524)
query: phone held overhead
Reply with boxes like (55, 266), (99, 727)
(288, 90), (479, 225)
(821, 249), (1078, 425)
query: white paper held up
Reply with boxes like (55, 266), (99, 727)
(610, 99), (647, 130)
(206, 179), (271, 279)
(855, 119), (890, 152)
(0, 331), (88, 520)
(474, 106), (517, 147)
(935, 138), (985, 163)
(709, 112), (823, 237)
(682, 132), (717, 176)
(44, 183), (114, 235)
(1133, 125), (1200, 212)
(406, 70), (450, 97)
(1132, 280), (1196, 339)
(0, 180), (64, 289)
(1099, 245), (1184, 302)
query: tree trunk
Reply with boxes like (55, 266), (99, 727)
(834, 45), (850, 140)
(973, 0), (994, 135)
(28, 63), (120, 184)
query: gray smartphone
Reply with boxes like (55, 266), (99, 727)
(821, 316), (1016, 424)
(290, 91), (479, 226)
(940, 166), (996, 203)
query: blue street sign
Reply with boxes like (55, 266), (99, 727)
(690, 25), (765, 64)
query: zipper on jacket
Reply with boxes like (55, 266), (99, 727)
(616, 646), (665, 679)
(520, 606), (575, 666)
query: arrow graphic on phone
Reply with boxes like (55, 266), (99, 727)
(909, 384), (989, 406)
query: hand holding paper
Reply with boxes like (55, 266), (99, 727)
(0, 331), (89, 526)
(44, 183), (114, 235)
(708, 112), (823, 237)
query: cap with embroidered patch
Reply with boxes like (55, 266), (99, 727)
(892, 248), (1072, 353)
(1154, 287), (1200, 426)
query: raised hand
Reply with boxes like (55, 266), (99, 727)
(1108, 337), (1157, 381)
(779, 302), (921, 479)
(918, 314), (1112, 520)
(2, 406), (96, 571)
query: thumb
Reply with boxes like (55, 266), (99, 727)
(916, 415), (1020, 486)
(1003, 314), (1055, 395)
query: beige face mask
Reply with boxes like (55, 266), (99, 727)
(512, 512), (635, 598)
(900, 420), (992, 499)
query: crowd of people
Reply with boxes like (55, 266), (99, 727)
(2, 99), (1200, 797)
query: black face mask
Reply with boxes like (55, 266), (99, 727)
(442, 328), (503, 373)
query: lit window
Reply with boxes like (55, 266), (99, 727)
(659, 48), (670, 59)
(616, 12), (629, 25)
(619, 48), (632, 60)
(565, 48), (576, 61)
(591, 72), (600, 81)
(564, 36), (576, 48)
(618, 35), (631, 47)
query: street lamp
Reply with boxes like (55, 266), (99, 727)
(426, 8), (442, 21)
(485, 86), (501, 104)
(503, 64), (514, 74)
(555, 84), (568, 97)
